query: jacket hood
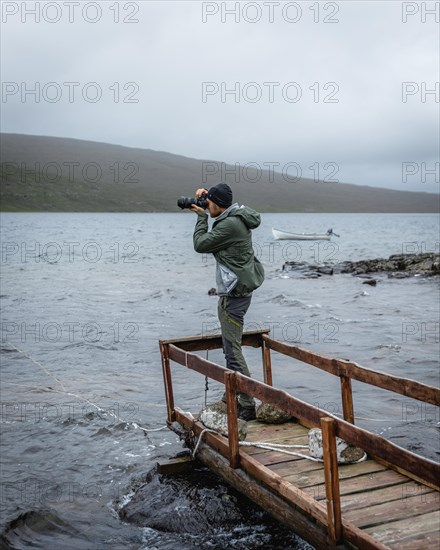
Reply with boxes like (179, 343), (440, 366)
(230, 205), (261, 229)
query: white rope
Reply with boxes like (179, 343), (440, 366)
(192, 427), (368, 464)
(6, 343), (67, 392)
(243, 441), (308, 449)
(333, 412), (391, 423)
(192, 428), (218, 458)
(239, 441), (324, 462)
(3, 343), (168, 434)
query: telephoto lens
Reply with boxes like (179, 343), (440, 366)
(177, 193), (208, 210)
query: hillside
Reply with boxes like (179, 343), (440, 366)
(1, 133), (438, 212)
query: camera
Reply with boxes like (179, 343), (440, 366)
(177, 192), (208, 210)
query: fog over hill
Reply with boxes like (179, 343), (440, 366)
(1, 134), (438, 213)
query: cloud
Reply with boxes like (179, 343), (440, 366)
(1, 0), (439, 193)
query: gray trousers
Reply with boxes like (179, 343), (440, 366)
(218, 295), (255, 408)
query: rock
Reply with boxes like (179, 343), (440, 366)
(308, 428), (365, 464)
(208, 288), (217, 295)
(280, 253), (439, 279)
(256, 403), (293, 424)
(362, 279), (377, 286)
(317, 266), (333, 275)
(199, 402), (248, 441)
(388, 272), (411, 279)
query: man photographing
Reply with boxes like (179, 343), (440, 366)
(191, 183), (265, 421)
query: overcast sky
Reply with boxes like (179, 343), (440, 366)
(1, 0), (439, 193)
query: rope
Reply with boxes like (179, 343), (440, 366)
(3, 343), (168, 434)
(192, 426), (368, 464)
(192, 428), (218, 458)
(333, 412), (392, 423)
(239, 441), (324, 462)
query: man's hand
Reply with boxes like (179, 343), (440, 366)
(191, 204), (206, 214)
(195, 188), (208, 198)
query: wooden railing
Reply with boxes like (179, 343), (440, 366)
(159, 329), (440, 546)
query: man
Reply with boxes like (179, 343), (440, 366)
(191, 183), (264, 421)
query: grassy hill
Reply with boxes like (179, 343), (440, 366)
(1, 133), (438, 212)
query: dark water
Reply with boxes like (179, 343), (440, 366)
(1, 212), (439, 549)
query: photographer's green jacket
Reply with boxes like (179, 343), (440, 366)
(193, 203), (265, 297)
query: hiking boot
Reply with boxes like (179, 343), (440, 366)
(237, 402), (256, 421)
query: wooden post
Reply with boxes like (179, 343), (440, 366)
(340, 375), (355, 424)
(321, 417), (342, 545)
(262, 340), (273, 386)
(225, 371), (240, 469)
(160, 342), (175, 423)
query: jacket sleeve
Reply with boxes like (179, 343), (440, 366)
(193, 214), (235, 254)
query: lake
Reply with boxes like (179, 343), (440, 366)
(1, 212), (439, 549)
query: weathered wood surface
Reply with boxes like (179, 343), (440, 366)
(166, 340), (439, 488)
(174, 408), (329, 526)
(159, 343), (175, 422)
(340, 481), (435, 512)
(173, 409), (395, 550)
(162, 332), (440, 549)
(160, 328), (269, 351)
(225, 371), (240, 468)
(365, 510), (440, 547)
(340, 375), (355, 423)
(263, 335), (440, 406)
(321, 417), (342, 543)
(236, 373), (440, 489)
(301, 469), (409, 501)
(242, 421), (439, 547)
(283, 460), (387, 487)
(345, 491), (439, 528)
(156, 455), (195, 475)
(194, 441), (333, 549)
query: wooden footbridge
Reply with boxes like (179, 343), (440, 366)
(159, 329), (440, 549)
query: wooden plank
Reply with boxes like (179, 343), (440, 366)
(237, 373), (440, 489)
(321, 417), (342, 543)
(342, 524), (393, 550)
(156, 455), (195, 474)
(243, 436), (309, 457)
(340, 481), (434, 512)
(173, 408), (329, 527)
(270, 458), (324, 477)
(269, 457), (323, 477)
(365, 510), (440, 545)
(246, 430), (309, 444)
(168, 345), (227, 384)
(387, 531), (440, 549)
(345, 491), (439, 528)
(194, 444), (333, 549)
(262, 339), (273, 386)
(335, 421), (440, 491)
(225, 371), (239, 469)
(302, 469), (409, 501)
(251, 449), (312, 467)
(263, 335), (440, 406)
(172, 341), (439, 490)
(284, 460), (387, 487)
(159, 342), (175, 422)
(340, 375), (354, 424)
(160, 328), (269, 350)
(172, 409), (396, 550)
(246, 420), (303, 439)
